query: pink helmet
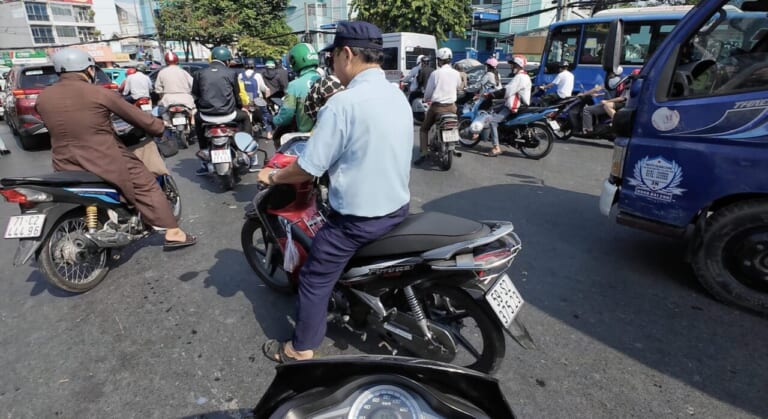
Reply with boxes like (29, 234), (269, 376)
(511, 56), (527, 69)
(485, 57), (499, 68)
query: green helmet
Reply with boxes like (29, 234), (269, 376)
(211, 46), (233, 62)
(288, 43), (319, 72)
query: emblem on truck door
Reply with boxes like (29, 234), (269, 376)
(627, 156), (686, 203)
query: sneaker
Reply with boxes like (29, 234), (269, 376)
(195, 163), (209, 176)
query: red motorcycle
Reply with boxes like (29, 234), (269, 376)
(240, 135), (534, 373)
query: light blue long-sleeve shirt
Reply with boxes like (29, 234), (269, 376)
(298, 68), (412, 217)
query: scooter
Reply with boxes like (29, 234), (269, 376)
(242, 136), (533, 374)
(458, 96), (558, 160)
(196, 120), (259, 191)
(424, 109), (461, 171)
(163, 104), (194, 149)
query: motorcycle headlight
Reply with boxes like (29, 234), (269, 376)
(470, 121), (485, 134)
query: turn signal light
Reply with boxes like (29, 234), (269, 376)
(12, 89), (42, 99)
(0, 189), (28, 204)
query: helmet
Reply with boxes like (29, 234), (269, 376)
(52, 47), (95, 73)
(615, 65), (624, 75)
(265, 60), (276, 69)
(244, 58), (255, 69)
(211, 46), (233, 62)
(436, 48), (452, 61)
(485, 57), (498, 68)
(288, 43), (319, 72)
(136, 63), (149, 73)
(511, 56), (527, 69)
(126, 68), (137, 76)
(164, 51), (179, 65)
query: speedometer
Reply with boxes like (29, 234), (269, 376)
(348, 384), (422, 419)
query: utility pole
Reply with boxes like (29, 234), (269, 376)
(304, 3), (310, 44)
(556, 0), (564, 22)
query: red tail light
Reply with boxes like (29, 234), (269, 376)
(135, 97), (151, 105)
(12, 89), (42, 99)
(0, 189), (28, 204)
(104, 83), (119, 90)
(169, 106), (186, 113)
(206, 126), (236, 137)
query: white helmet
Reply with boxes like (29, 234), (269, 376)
(52, 47), (95, 73)
(416, 55), (425, 63)
(436, 48), (452, 61)
(511, 56), (527, 69)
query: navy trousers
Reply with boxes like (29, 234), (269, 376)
(292, 204), (409, 351)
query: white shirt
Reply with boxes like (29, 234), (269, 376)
(423, 64), (462, 105)
(122, 72), (152, 99)
(552, 69), (574, 98)
(503, 72), (532, 111)
(404, 64), (421, 92)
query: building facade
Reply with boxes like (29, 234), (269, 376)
(0, 0), (101, 49)
(284, 0), (351, 52)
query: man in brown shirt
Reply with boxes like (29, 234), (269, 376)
(35, 48), (196, 249)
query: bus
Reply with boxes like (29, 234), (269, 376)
(534, 5), (693, 91)
(381, 32), (438, 84)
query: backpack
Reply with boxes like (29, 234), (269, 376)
(240, 70), (259, 102)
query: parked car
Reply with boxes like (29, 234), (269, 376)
(102, 67), (129, 85)
(4, 64), (117, 150)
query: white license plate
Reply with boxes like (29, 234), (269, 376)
(485, 274), (524, 327)
(210, 149), (231, 163)
(442, 129), (460, 143)
(172, 117), (186, 125)
(140, 104), (152, 111)
(547, 119), (560, 130)
(4, 214), (46, 239)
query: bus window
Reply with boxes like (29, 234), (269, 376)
(544, 24), (580, 73)
(580, 23), (610, 65)
(382, 47), (398, 70)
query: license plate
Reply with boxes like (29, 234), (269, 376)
(485, 274), (524, 327)
(442, 129), (460, 143)
(4, 214), (46, 239)
(547, 119), (560, 131)
(172, 117), (186, 125)
(140, 104), (152, 111)
(211, 149), (231, 163)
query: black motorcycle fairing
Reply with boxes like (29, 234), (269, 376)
(12, 202), (81, 266)
(355, 212), (490, 259)
(1, 171), (106, 187)
(253, 356), (516, 419)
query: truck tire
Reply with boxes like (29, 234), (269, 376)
(691, 199), (768, 314)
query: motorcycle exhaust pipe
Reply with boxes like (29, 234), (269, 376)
(453, 150), (462, 157)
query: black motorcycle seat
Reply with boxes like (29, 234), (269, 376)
(355, 212), (491, 259)
(516, 106), (549, 114)
(202, 121), (239, 127)
(1, 171), (107, 187)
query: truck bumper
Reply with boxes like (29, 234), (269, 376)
(599, 178), (618, 216)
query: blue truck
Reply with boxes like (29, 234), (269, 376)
(599, 0), (768, 314)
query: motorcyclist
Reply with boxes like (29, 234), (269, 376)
(191, 46), (253, 176)
(480, 57), (502, 92)
(262, 59), (288, 99)
(118, 67), (136, 93)
(537, 60), (574, 105)
(238, 58), (272, 140)
(304, 52), (344, 124)
(121, 63), (152, 103)
(403, 55), (429, 104)
(413, 47), (462, 165)
(581, 66), (624, 135)
(272, 43), (321, 145)
(35, 48), (196, 249)
(485, 56), (532, 157)
(154, 51), (195, 139)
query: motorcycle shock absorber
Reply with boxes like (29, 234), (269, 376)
(403, 286), (433, 339)
(86, 205), (99, 233)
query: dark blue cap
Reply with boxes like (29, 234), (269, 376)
(321, 21), (383, 52)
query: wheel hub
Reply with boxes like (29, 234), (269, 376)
(732, 232), (768, 285)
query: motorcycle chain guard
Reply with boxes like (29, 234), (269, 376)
(374, 310), (457, 363)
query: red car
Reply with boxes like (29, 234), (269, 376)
(4, 64), (117, 150)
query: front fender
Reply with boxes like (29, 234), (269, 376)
(12, 203), (81, 266)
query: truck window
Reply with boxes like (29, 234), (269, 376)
(382, 47), (398, 71)
(668, 8), (768, 98)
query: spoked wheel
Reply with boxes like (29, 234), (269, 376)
(520, 121), (554, 160)
(240, 218), (293, 294)
(39, 214), (110, 293)
(458, 118), (480, 148)
(162, 175), (182, 221)
(438, 143), (453, 171)
(417, 286), (505, 374)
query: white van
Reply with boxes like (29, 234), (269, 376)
(381, 32), (438, 84)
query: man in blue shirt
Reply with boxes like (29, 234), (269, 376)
(259, 21), (412, 363)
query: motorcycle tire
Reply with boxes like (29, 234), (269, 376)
(416, 285), (505, 374)
(218, 173), (235, 191)
(241, 218), (293, 294)
(439, 144), (453, 171)
(39, 211), (111, 293)
(458, 118), (481, 148)
(520, 121), (554, 160)
(163, 175), (182, 221)
(175, 128), (189, 149)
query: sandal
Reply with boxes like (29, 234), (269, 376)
(263, 339), (303, 364)
(163, 235), (197, 251)
(486, 150), (502, 157)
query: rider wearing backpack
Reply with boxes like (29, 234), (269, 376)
(239, 59), (272, 139)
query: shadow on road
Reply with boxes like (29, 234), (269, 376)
(422, 183), (768, 417)
(172, 158), (263, 204)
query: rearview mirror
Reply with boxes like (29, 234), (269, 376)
(602, 19), (624, 76)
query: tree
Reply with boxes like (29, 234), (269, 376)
(156, 0), (288, 49)
(350, 0), (471, 41)
(237, 20), (298, 60)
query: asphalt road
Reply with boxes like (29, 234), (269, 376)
(0, 122), (766, 419)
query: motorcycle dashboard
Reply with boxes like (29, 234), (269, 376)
(266, 374), (488, 419)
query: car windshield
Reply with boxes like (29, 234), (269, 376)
(20, 66), (111, 88)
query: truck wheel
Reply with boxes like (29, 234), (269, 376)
(691, 199), (768, 314)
